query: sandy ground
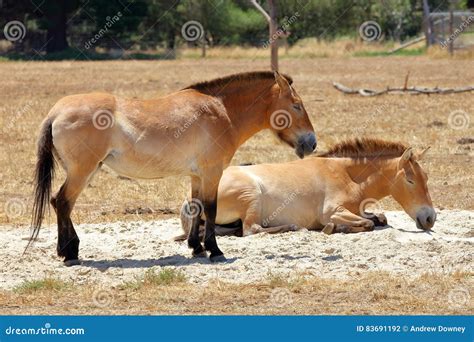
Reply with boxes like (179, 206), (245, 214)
(0, 210), (472, 290)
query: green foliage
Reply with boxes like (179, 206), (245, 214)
(14, 277), (68, 293)
(1, 0), (469, 56)
(143, 268), (187, 286)
(177, 0), (266, 45)
(353, 47), (426, 57)
(121, 268), (187, 290)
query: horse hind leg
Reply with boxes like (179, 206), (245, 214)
(51, 163), (100, 265)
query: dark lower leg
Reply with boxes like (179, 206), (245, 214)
(364, 212), (388, 226)
(54, 188), (80, 261)
(203, 201), (224, 259)
(187, 201), (205, 256)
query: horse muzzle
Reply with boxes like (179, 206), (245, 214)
(295, 133), (317, 159)
(415, 206), (436, 230)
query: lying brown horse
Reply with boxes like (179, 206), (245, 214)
(177, 138), (436, 238)
(29, 71), (316, 264)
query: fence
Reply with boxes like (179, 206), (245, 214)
(429, 11), (474, 50)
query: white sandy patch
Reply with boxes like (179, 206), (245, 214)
(0, 210), (472, 290)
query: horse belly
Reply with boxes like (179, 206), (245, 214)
(102, 148), (192, 179)
(261, 194), (320, 228)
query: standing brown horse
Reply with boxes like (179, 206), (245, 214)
(29, 71), (316, 264)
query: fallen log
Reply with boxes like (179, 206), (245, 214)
(332, 82), (474, 96)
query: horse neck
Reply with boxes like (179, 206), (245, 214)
(217, 80), (276, 146)
(345, 157), (398, 201)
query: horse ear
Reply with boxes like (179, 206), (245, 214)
(398, 147), (413, 170)
(274, 71), (291, 95)
(415, 146), (431, 160)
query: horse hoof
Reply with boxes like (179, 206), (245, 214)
(376, 213), (388, 226)
(192, 251), (207, 258)
(210, 254), (227, 263)
(64, 259), (81, 267)
(322, 223), (335, 235)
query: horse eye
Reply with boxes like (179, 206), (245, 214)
(407, 179), (415, 185)
(293, 103), (302, 111)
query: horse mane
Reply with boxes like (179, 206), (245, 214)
(184, 71), (293, 93)
(318, 138), (408, 159)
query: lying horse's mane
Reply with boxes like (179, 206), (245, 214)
(319, 138), (408, 159)
(184, 71), (293, 93)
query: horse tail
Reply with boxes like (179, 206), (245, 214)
(25, 118), (56, 252)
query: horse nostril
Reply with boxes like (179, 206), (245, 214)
(426, 216), (432, 224)
(312, 143), (316, 150)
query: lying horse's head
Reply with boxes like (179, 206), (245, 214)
(390, 147), (436, 230)
(268, 72), (316, 158)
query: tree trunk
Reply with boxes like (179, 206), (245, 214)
(45, 1), (69, 53)
(268, 0), (278, 71)
(250, 0), (279, 71)
(165, 29), (176, 59)
(449, 2), (454, 55)
(422, 0), (434, 46)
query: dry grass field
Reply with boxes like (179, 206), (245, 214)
(1, 271), (472, 315)
(0, 54), (473, 314)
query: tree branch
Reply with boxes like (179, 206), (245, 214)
(250, 0), (271, 22)
(332, 82), (474, 96)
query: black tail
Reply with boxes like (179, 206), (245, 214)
(25, 118), (55, 252)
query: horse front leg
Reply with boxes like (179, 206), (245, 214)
(201, 170), (226, 262)
(362, 212), (388, 226)
(246, 223), (303, 235)
(187, 176), (206, 257)
(322, 206), (375, 234)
